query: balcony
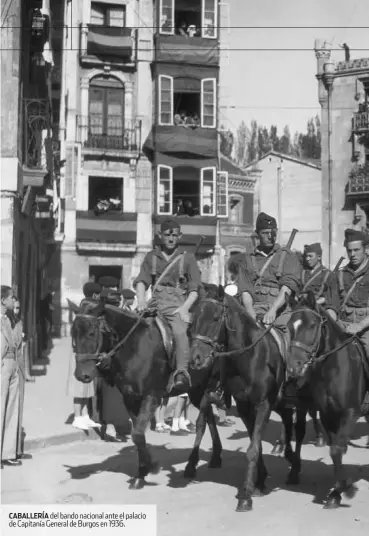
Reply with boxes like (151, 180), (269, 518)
(23, 98), (53, 187)
(80, 24), (137, 69)
(154, 34), (219, 66)
(77, 116), (141, 158)
(76, 211), (137, 253)
(347, 163), (369, 197)
(352, 110), (369, 133)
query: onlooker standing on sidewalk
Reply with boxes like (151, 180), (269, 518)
(1, 286), (21, 468)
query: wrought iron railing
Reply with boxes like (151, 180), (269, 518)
(23, 98), (52, 169)
(347, 163), (369, 195)
(353, 110), (369, 133)
(76, 115), (141, 152)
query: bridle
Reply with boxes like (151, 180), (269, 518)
(289, 307), (358, 373)
(72, 313), (117, 366)
(191, 298), (228, 365)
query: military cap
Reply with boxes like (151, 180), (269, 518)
(121, 288), (136, 299)
(344, 228), (368, 246)
(98, 275), (119, 288)
(304, 243), (322, 256)
(82, 282), (101, 298)
(100, 288), (121, 305)
(160, 218), (181, 232)
(255, 212), (277, 231)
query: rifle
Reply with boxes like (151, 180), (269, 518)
(276, 228), (299, 278)
(333, 256), (345, 273)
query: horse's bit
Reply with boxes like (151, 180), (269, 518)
(72, 314), (117, 366)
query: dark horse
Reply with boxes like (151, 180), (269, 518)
(287, 291), (369, 508)
(71, 286), (226, 490)
(189, 289), (294, 511)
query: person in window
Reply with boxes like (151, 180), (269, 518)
(187, 24), (196, 37)
(184, 200), (196, 217)
(176, 21), (188, 36)
(161, 15), (171, 32)
(174, 198), (185, 216)
(174, 110), (188, 127)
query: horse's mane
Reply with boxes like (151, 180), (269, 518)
(224, 293), (259, 330)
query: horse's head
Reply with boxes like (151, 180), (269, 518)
(288, 290), (325, 378)
(71, 298), (109, 383)
(190, 284), (227, 370)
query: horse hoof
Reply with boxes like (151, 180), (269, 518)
(129, 477), (145, 490)
(208, 457), (222, 469)
(343, 483), (358, 500)
(252, 487), (267, 497)
(271, 443), (284, 456)
(323, 496), (341, 509)
(286, 472), (300, 486)
(236, 498), (252, 512)
(315, 436), (326, 448)
(184, 465), (197, 479)
(149, 462), (161, 475)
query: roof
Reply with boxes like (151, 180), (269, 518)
(220, 155), (247, 176)
(244, 150), (321, 171)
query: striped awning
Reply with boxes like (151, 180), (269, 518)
(87, 26), (133, 59)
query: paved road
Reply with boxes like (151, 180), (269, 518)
(2, 414), (369, 536)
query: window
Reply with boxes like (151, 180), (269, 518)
(88, 176), (123, 213)
(200, 167), (216, 216)
(157, 165), (173, 215)
(159, 75), (173, 125)
(90, 2), (126, 27)
(88, 77), (125, 149)
(228, 194), (243, 224)
(217, 171), (229, 218)
(89, 265), (122, 287)
(202, 0), (217, 38)
(201, 78), (216, 128)
(160, 0), (174, 34)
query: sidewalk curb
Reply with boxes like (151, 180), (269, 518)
(24, 428), (101, 452)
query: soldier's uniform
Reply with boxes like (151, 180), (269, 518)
(337, 229), (369, 355)
(133, 222), (201, 383)
(301, 243), (339, 312)
(236, 213), (301, 329)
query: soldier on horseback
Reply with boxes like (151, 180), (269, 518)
(301, 243), (339, 319)
(337, 228), (369, 354)
(134, 218), (201, 393)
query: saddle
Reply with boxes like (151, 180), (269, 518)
(143, 309), (176, 369)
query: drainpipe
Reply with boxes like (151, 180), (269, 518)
(277, 161), (283, 242)
(323, 61), (335, 267)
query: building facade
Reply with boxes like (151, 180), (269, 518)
(315, 40), (369, 268)
(245, 150), (322, 251)
(1, 0), (61, 363)
(59, 0), (230, 317)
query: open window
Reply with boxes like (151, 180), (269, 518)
(88, 176), (123, 213)
(159, 75), (173, 125)
(157, 165), (173, 215)
(159, 0), (175, 34)
(201, 0), (217, 38)
(90, 2), (126, 26)
(217, 171), (229, 218)
(200, 167), (216, 216)
(201, 78), (216, 128)
(159, 0), (218, 38)
(228, 193), (243, 223)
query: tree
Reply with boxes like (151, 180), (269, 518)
(279, 125), (292, 155)
(248, 119), (259, 162)
(235, 120), (250, 166)
(219, 125), (234, 158)
(269, 125), (279, 151)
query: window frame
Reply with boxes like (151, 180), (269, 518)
(200, 166), (216, 216)
(201, 78), (216, 128)
(158, 75), (174, 126)
(201, 0), (218, 39)
(217, 171), (229, 218)
(159, 0), (175, 35)
(90, 2), (126, 27)
(157, 165), (173, 215)
(88, 77), (125, 137)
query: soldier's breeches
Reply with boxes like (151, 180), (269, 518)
(166, 314), (190, 371)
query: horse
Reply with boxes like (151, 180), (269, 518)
(70, 286), (226, 490)
(189, 288), (297, 512)
(287, 290), (369, 508)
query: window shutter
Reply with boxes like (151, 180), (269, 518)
(160, 0), (174, 35)
(159, 75), (173, 125)
(217, 171), (228, 218)
(201, 78), (216, 128)
(157, 165), (173, 215)
(200, 167), (216, 216)
(202, 0), (218, 38)
(63, 143), (80, 199)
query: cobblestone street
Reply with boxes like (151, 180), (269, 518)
(2, 415), (369, 536)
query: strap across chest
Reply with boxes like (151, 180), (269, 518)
(302, 267), (330, 298)
(338, 269), (365, 308)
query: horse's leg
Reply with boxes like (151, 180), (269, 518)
(129, 394), (160, 490)
(271, 418), (286, 456)
(184, 394), (212, 479)
(278, 406), (298, 484)
(310, 408), (326, 447)
(286, 407), (306, 486)
(207, 404), (223, 469)
(365, 415), (369, 448)
(236, 401), (272, 512)
(238, 411), (268, 496)
(323, 409), (358, 509)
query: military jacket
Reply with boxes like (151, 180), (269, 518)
(237, 245), (301, 304)
(133, 248), (201, 294)
(301, 265), (339, 312)
(337, 258), (369, 322)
